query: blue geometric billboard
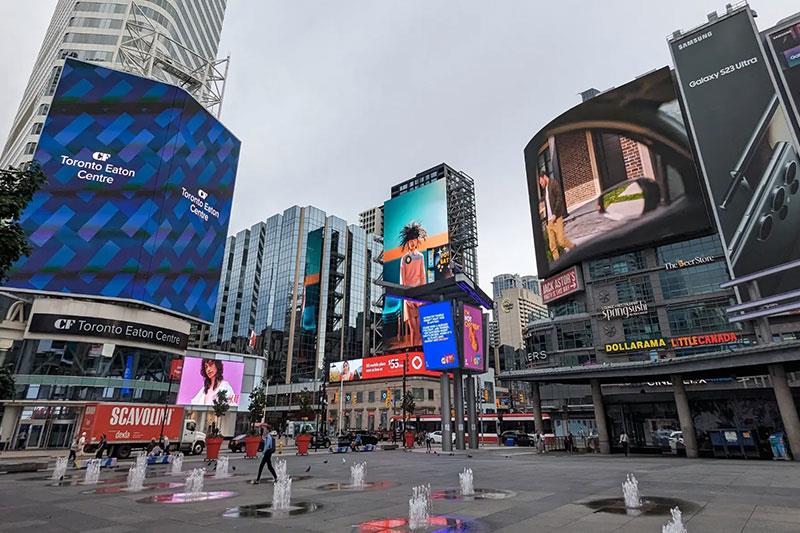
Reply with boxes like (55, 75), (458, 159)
(3, 59), (240, 322)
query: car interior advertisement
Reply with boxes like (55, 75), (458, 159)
(670, 8), (800, 295)
(524, 67), (712, 278)
(3, 59), (241, 322)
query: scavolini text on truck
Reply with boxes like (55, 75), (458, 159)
(79, 402), (206, 459)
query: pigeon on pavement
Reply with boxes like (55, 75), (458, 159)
(305, 465), (311, 472)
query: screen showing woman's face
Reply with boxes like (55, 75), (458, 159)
(204, 360), (218, 381)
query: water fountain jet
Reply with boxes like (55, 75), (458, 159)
(408, 483), (431, 530)
(622, 473), (641, 509)
(662, 507), (687, 533)
(84, 459), (101, 485)
(350, 462), (366, 489)
(171, 452), (184, 474)
(214, 455), (230, 478)
(458, 467), (474, 496)
(272, 459), (292, 511)
(185, 468), (205, 498)
(127, 463), (146, 492)
(52, 457), (68, 481)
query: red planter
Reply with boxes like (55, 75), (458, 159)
(206, 436), (224, 460)
(244, 435), (261, 458)
(404, 431), (415, 448)
(296, 434), (312, 455)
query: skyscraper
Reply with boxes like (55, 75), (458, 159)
(2, 0), (228, 168)
(389, 163), (479, 281)
(211, 206), (383, 385)
(359, 205), (384, 236)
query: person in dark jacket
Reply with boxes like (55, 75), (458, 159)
(95, 434), (107, 459)
(539, 170), (574, 261)
(254, 426), (277, 484)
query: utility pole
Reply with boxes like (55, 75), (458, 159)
(402, 352), (408, 431)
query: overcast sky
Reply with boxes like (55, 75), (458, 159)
(1, 1), (797, 295)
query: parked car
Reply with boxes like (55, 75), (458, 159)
(500, 430), (533, 446)
(310, 433), (331, 448)
(430, 430), (456, 444)
(668, 431), (684, 453)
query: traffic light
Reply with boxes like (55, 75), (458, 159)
(382, 389), (390, 407)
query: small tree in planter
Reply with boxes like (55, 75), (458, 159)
(206, 390), (229, 460)
(244, 383), (267, 458)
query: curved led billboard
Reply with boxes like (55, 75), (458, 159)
(176, 356), (244, 407)
(4, 59), (240, 322)
(524, 67), (712, 277)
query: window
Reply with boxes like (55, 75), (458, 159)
(413, 388), (424, 401)
(45, 66), (62, 96)
(615, 276), (654, 303)
(427, 389), (434, 401)
(549, 298), (586, 317)
(667, 301), (731, 336)
(30, 123), (43, 135)
(622, 311), (661, 341)
(63, 32), (119, 45)
(37, 104), (49, 116)
(74, 2), (128, 14)
(588, 252), (645, 280)
(356, 391), (363, 403)
(556, 321), (593, 350)
(368, 391), (375, 403)
(23, 142), (37, 155)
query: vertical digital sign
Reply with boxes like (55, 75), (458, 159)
(3, 59), (240, 322)
(419, 301), (459, 370)
(670, 8), (800, 295)
(382, 180), (451, 350)
(462, 304), (485, 372)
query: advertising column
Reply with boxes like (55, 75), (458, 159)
(669, 7), (800, 296)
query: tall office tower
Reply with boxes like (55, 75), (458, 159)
(389, 163), (479, 282)
(492, 273), (522, 302)
(211, 206), (384, 385)
(521, 275), (541, 296)
(2, 0), (228, 168)
(358, 205), (384, 236)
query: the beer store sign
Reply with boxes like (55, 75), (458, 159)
(664, 256), (715, 270)
(605, 332), (739, 354)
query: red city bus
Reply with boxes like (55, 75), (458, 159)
(389, 412), (552, 444)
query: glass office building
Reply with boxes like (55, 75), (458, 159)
(210, 206), (383, 385)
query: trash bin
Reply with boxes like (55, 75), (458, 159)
(769, 432), (788, 460)
(504, 437), (516, 446)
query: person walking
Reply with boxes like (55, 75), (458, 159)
(95, 434), (107, 459)
(425, 432), (432, 453)
(619, 431), (629, 457)
(538, 170), (574, 261)
(254, 427), (277, 484)
(565, 432), (574, 454)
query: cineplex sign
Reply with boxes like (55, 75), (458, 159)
(605, 332), (739, 354)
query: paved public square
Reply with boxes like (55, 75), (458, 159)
(2, 447), (800, 532)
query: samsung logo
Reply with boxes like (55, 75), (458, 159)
(678, 31), (712, 50)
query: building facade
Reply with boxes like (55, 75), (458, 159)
(2, 0), (227, 168)
(210, 206), (383, 387)
(359, 205), (384, 236)
(390, 163), (479, 282)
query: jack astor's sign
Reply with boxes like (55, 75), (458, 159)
(600, 300), (648, 321)
(605, 332), (739, 353)
(541, 266), (582, 304)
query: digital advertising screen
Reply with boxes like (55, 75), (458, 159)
(3, 59), (240, 322)
(176, 356), (244, 407)
(462, 304), (485, 372)
(670, 8), (800, 296)
(524, 67), (712, 278)
(328, 358), (364, 382)
(328, 353), (440, 382)
(382, 179), (451, 350)
(419, 301), (459, 371)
